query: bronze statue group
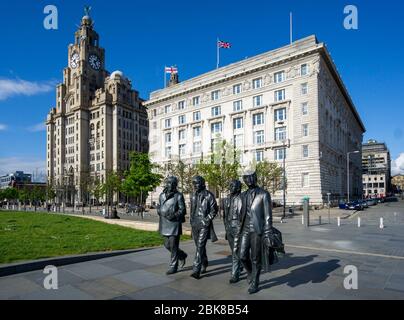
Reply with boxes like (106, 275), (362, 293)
(157, 171), (285, 295)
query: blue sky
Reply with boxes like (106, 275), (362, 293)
(0, 0), (403, 178)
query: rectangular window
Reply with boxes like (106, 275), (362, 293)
(275, 89), (286, 102)
(178, 100), (185, 110)
(211, 122), (223, 134)
(211, 106), (221, 117)
(233, 117), (243, 130)
(301, 83), (308, 95)
(178, 115), (186, 125)
(165, 118), (171, 128)
(193, 141), (201, 154)
(274, 108), (287, 122)
(275, 148), (286, 161)
(165, 105), (171, 114)
(193, 126), (201, 138)
(179, 129), (186, 141)
(192, 96), (200, 106)
(193, 111), (201, 122)
(274, 71), (285, 83)
(256, 150), (264, 163)
(165, 147), (172, 158)
(275, 126), (287, 141)
(254, 130), (265, 145)
(233, 100), (243, 111)
(211, 90), (220, 101)
(302, 173), (310, 187)
(252, 78), (262, 89)
(253, 113), (264, 126)
(179, 144), (186, 156)
(233, 84), (242, 95)
(302, 102), (308, 115)
(253, 95), (263, 107)
(302, 124), (309, 137)
(233, 134), (244, 148)
(165, 133), (172, 143)
(301, 64), (309, 76)
(302, 145), (309, 158)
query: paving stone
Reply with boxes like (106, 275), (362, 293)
(22, 268), (85, 288)
(124, 285), (204, 300)
(100, 258), (148, 272)
(15, 285), (93, 300)
(113, 270), (174, 288)
(74, 280), (124, 299)
(0, 277), (43, 299)
(64, 262), (120, 280)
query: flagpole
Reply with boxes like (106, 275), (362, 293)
(290, 12), (293, 45)
(216, 37), (219, 69)
(164, 66), (167, 88)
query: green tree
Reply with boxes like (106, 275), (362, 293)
(100, 170), (122, 215)
(164, 160), (200, 196)
(197, 138), (241, 213)
(2, 188), (19, 207)
(46, 184), (56, 204)
(121, 152), (163, 206)
(18, 189), (30, 210)
(255, 160), (284, 194)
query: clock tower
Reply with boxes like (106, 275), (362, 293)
(46, 8), (149, 208)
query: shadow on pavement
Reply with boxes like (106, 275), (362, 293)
(260, 259), (341, 290)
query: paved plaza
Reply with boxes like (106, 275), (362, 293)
(1, 200), (404, 300)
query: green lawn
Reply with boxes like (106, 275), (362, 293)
(0, 211), (190, 264)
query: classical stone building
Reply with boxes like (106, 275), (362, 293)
(46, 13), (148, 204)
(362, 140), (391, 197)
(145, 36), (365, 205)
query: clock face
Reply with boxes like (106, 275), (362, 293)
(70, 52), (80, 69)
(89, 54), (101, 70)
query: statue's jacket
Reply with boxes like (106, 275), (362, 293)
(157, 191), (186, 237)
(222, 194), (243, 239)
(239, 187), (278, 272)
(190, 189), (218, 242)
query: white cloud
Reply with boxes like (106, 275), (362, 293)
(0, 124), (7, 131)
(392, 153), (404, 176)
(0, 157), (46, 181)
(0, 78), (55, 101)
(28, 123), (46, 132)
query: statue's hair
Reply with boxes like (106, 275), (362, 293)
(230, 179), (242, 191)
(165, 176), (178, 187)
(192, 176), (206, 186)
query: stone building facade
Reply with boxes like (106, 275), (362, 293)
(145, 36), (365, 205)
(46, 14), (148, 204)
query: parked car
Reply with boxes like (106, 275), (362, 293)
(339, 202), (348, 210)
(359, 200), (369, 208)
(347, 201), (364, 211)
(366, 198), (377, 206)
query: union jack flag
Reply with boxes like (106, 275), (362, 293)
(218, 40), (231, 49)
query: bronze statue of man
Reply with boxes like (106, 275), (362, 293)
(222, 179), (244, 284)
(239, 170), (273, 294)
(157, 176), (188, 275)
(190, 176), (218, 279)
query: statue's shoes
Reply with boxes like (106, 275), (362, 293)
(190, 272), (200, 280)
(229, 277), (240, 284)
(166, 269), (177, 275)
(248, 285), (259, 294)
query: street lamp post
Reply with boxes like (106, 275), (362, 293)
(282, 139), (290, 221)
(347, 150), (360, 203)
